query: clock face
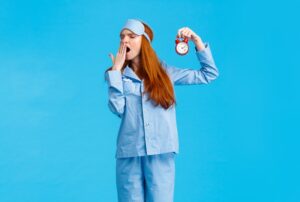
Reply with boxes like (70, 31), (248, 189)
(176, 42), (189, 55)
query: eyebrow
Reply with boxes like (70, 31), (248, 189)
(120, 33), (137, 37)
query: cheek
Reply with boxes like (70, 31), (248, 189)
(133, 38), (142, 49)
(133, 42), (142, 52)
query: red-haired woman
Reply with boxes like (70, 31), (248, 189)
(105, 19), (219, 202)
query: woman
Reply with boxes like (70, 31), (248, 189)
(105, 19), (219, 202)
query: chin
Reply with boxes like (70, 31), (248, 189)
(126, 55), (137, 61)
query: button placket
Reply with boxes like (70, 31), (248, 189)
(141, 80), (153, 153)
(141, 81), (147, 150)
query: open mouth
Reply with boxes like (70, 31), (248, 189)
(126, 47), (131, 53)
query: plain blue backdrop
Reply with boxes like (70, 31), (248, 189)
(0, 0), (299, 201)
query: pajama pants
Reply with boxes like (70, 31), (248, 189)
(116, 152), (176, 202)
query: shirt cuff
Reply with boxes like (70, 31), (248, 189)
(195, 42), (213, 62)
(194, 42), (208, 51)
(105, 70), (123, 90)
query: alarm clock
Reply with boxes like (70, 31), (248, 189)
(175, 37), (189, 55)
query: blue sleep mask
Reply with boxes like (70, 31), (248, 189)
(121, 19), (151, 42)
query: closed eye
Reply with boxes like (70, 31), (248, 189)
(120, 34), (137, 39)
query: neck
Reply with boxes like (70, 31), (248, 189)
(130, 56), (141, 72)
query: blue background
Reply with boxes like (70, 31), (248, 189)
(0, 0), (299, 201)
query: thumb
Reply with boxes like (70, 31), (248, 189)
(108, 53), (115, 64)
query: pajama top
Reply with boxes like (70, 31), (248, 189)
(105, 43), (219, 158)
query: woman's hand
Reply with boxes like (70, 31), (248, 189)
(177, 27), (206, 51)
(109, 42), (127, 71)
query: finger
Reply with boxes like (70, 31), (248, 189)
(119, 42), (126, 53)
(119, 44), (125, 58)
(177, 28), (185, 38)
(180, 29), (185, 38)
(181, 30), (189, 38)
(177, 32), (181, 38)
(121, 43), (126, 55)
(181, 28), (189, 38)
(118, 43), (123, 54)
(186, 31), (192, 38)
(178, 30), (182, 38)
(109, 53), (115, 63)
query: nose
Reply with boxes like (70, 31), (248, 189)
(121, 36), (129, 44)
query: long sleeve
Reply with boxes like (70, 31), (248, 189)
(162, 43), (219, 85)
(105, 70), (125, 118)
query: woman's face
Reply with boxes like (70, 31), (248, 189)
(120, 29), (142, 61)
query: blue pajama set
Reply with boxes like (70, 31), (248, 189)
(105, 43), (219, 202)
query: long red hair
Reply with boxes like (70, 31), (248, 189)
(106, 22), (175, 109)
